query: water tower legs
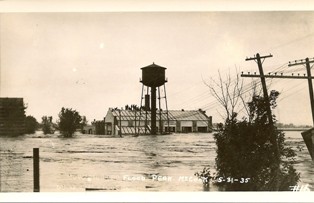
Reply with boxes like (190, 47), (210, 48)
(151, 86), (157, 135)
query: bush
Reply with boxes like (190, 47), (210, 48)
(25, 116), (38, 134)
(212, 90), (300, 191)
(42, 116), (54, 134)
(57, 107), (82, 138)
(195, 91), (300, 191)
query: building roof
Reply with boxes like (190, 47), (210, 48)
(109, 109), (209, 121)
(169, 110), (209, 121)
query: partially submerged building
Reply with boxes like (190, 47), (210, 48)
(82, 120), (106, 135)
(89, 63), (213, 136)
(82, 124), (96, 134)
(104, 108), (212, 136)
(0, 98), (26, 136)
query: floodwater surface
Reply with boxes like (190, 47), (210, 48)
(0, 131), (313, 192)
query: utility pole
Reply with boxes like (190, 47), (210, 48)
(288, 58), (314, 126)
(245, 53), (280, 179)
(246, 53), (274, 126)
(242, 56), (314, 161)
(243, 57), (314, 126)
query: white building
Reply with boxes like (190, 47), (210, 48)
(104, 108), (212, 136)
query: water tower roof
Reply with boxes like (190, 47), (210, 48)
(141, 62), (166, 70)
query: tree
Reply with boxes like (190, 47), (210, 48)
(25, 116), (38, 134)
(58, 107), (82, 138)
(214, 90), (299, 191)
(124, 104), (140, 111)
(41, 116), (54, 134)
(204, 71), (244, 121)
(197, 73), (300, 191)
(0, 98), (26, 136)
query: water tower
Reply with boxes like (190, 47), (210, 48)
(139, 63), (169, 135)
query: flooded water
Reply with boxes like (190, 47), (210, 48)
(0, 131), (313, 192)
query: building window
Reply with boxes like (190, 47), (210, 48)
(165, 126), (176, 132)
(128, 120), (133, 127)
(182, 127), (192, 133)
(197, 127), (207, 133)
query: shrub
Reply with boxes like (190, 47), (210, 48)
(212, 91), (300, 191)
(41, 116), (54, 134)
(25, 115), (38, 134)
(57, 107), (82, 138)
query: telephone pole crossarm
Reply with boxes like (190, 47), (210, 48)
(241, 74), (314, 79)
(288, 58), (314, 67)
(246, 54), (273, 61)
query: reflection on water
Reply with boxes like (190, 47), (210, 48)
(0, 131), (313, 192)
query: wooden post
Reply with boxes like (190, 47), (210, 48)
(33, 148), (40, 192)
(163, 84), (170, 134)
(119, 109), (122, 137)
(134, 109), (137, 135)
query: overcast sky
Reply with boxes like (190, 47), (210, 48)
(1, 12), (314, 125)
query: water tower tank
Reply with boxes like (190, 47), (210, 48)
(141, 63), (167, 87)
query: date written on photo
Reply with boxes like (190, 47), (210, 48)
(123, 175), (251, 184)
(213, 177), (251, 184)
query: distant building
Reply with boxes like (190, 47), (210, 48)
(82, 124), (96, 134)
(92, 120), (106, 135)
(0, 98), (26, 136)
(104, 108), (212, 136)
(82, 119), (105, 135)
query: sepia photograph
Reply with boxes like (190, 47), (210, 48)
(1, 0), (314, 202)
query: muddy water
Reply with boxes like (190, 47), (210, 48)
(0, 131), (313, 192)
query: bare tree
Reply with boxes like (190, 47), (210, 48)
(204, 70), (244, 122)
(204, 70), (262, 123)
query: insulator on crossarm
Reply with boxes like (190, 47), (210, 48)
(275, 72), (277, 75)
(254, 72), (256, 75)
(281, 73), (283, 76)
(304, 74), (306, 76)
(292, 73), (294, 76)
(248, 72), (250, 75)
(298, 73), (300, 76)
